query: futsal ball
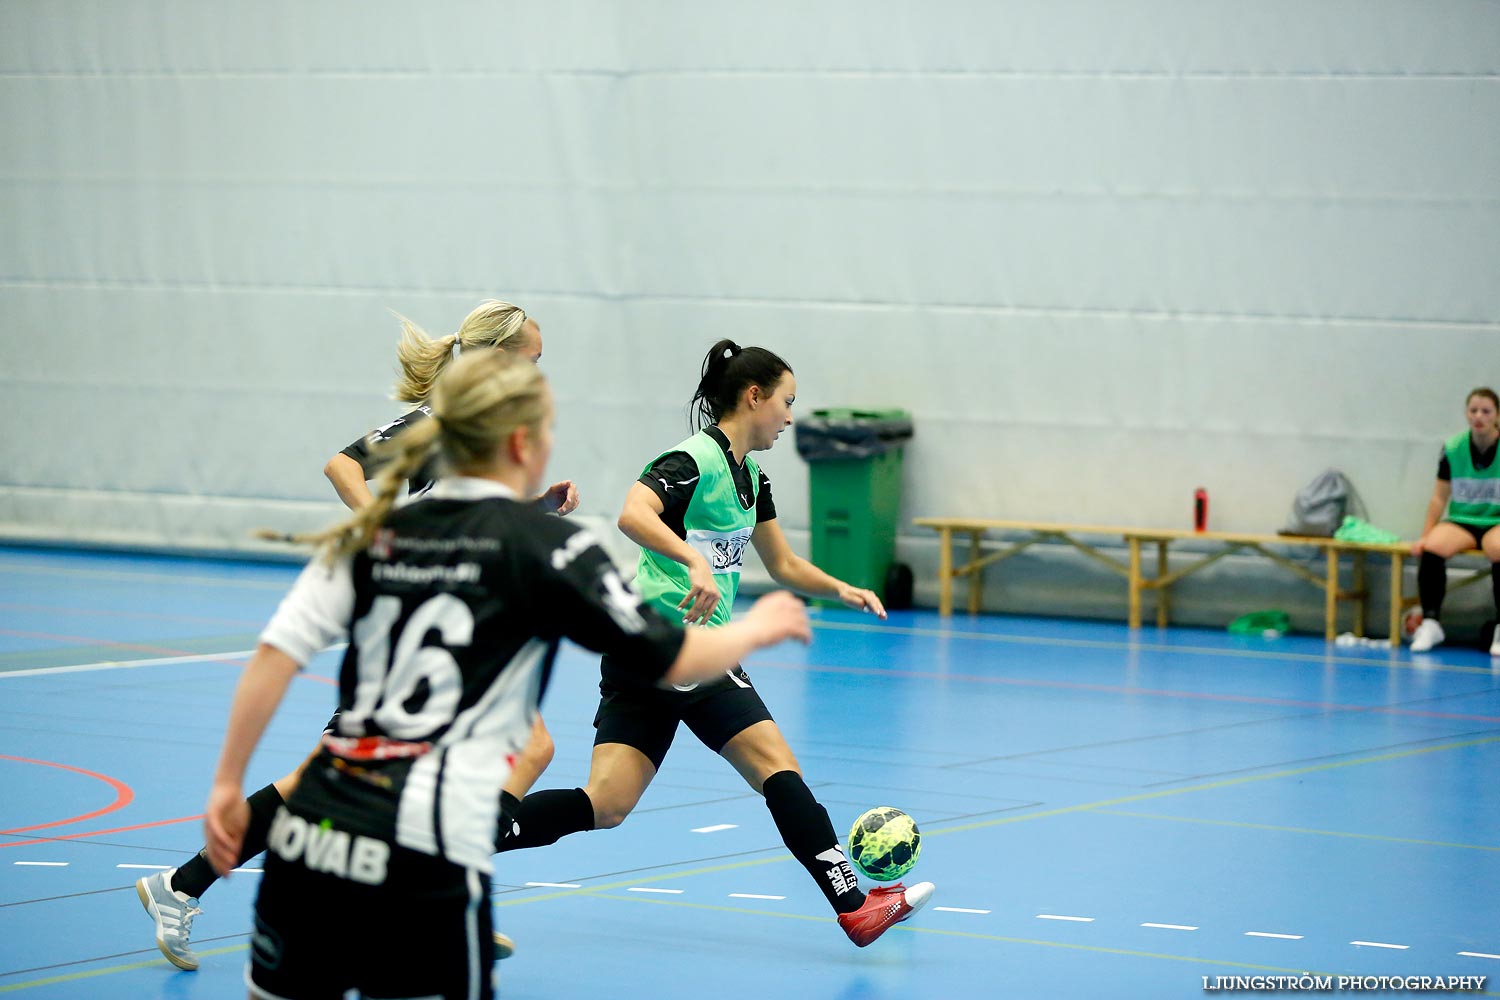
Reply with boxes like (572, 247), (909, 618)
(847, 806), (921, 882)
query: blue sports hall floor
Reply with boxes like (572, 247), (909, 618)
(0, 545), (1497, 999)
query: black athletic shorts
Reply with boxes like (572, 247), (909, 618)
(1445, 521), (1497, 548)
(247, 805), (493, 1000)
(593, 658), (774, 770)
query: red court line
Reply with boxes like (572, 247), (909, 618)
(0, 813), (203, 849)
(757, 659), (1500, 724)
(0, 755), (135, 835)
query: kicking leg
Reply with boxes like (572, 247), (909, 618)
(138, 742), (319, 970)
(721, 721), (933, 948)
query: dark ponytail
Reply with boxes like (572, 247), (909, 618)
(690, 339), (793, 431)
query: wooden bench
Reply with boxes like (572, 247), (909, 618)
(913, 517), (1489, 647)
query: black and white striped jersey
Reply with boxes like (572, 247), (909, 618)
(339, 406), (443, 498)
(259, 477), (683, 872)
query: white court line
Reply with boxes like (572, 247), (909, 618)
(0, 561), (292, 591)
(0, 644), (346, 680)
(231, 868), (262, 874)
(729, 893), (786, 901)
(14, 861), (68, 867)
(1, 650), (255, 679)
(627, 887), (684, 894)
(1037, 914), (1094, 922)
(1245, 932), (1303, 940)
(116, 864), (172, 870)
(1351, 940), (1409, 950)
(1141, 923), (1198, 931)
(691, 824), (737, 833)
(935, 906), (991, 915)
(1459, 952), (1500, 960)
(525, 882), (581, 889)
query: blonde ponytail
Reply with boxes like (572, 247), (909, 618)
(291, 417), (444, 563)
(285, 350), (549, 564)
(392, 299), (531, 403)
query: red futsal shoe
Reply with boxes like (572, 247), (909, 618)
(837, 881), (934, 947)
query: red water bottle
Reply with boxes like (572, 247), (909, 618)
(1194, 487), (1208, 533)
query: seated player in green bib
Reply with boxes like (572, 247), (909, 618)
(1408, 387), (1500, 654)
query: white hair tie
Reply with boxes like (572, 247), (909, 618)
(451, 336), (462, 360)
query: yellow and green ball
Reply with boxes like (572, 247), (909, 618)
(847, 806), (921, 882)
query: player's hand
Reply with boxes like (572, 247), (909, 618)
(744, 590), (812, 645)
(540, 480), (580, 516)
(837, 583), (887, 620)
(204, 782), (249, 877)
(1409, 538), (1424, 557)
(677, 556), (721, 625)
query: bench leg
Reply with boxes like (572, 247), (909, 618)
(968, 530), (983, 615)
(937, 526), (953, 617)
(1324, 548), (1338, 642)
(1155, 540), (1170, 628)
(1353, 551), (1366, 637)
(1388, 552), (1403, 648)
(1128, 536), (1142, 629)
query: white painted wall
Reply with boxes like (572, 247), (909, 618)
(2, 1), (1496, 632)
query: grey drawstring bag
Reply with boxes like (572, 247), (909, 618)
(1280, 470), (1363, 537)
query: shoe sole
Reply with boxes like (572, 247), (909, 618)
(136, 879), (199, 972)
(897, 882), (935, 924)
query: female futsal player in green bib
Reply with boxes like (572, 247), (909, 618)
(1408, 387), (1500, 654)
(499, 339), (934, 947)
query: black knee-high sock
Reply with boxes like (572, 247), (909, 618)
(762, 770), (865, 915)
(495, 788), (594, 853)
(1418, 552), (1448, 619)
(171, 783), (284, 899)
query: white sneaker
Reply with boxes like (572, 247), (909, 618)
(1489, 629), (1500, 658)
(1409, 618), (1445, 653)
(136, 869), (201, 971)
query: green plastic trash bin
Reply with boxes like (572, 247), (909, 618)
(795, 408), (914, 606)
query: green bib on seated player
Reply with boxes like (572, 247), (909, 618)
(1444, 431), (1500, 528)
(636, 430), (759, 629)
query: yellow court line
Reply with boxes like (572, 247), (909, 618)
(500, 733), (1500, 911)
(1092, 809), (1500, 852)
(6, 734), (1495, 992)
(0, 943), (247, 994)
(808, 617), (1500, 675)
(581, 893), (1500, 995)
(926, 733), (1500, 837)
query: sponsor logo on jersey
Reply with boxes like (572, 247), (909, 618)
(685, 527), (753, 575)
(268, 808), (390, 886)
(711, 534), (750, 571)
(1452, 478), (1500, 504)
(370, 529), (395, 560)
(370, 561), (482, 585)
(551, 529), (600, 571)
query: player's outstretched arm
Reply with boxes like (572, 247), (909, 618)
(663, 590), (810, 687)
(751, 518), (887, 619)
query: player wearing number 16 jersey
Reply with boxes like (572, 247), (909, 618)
(138, 300), (569, 970)
(203, 351), (811, 1000)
